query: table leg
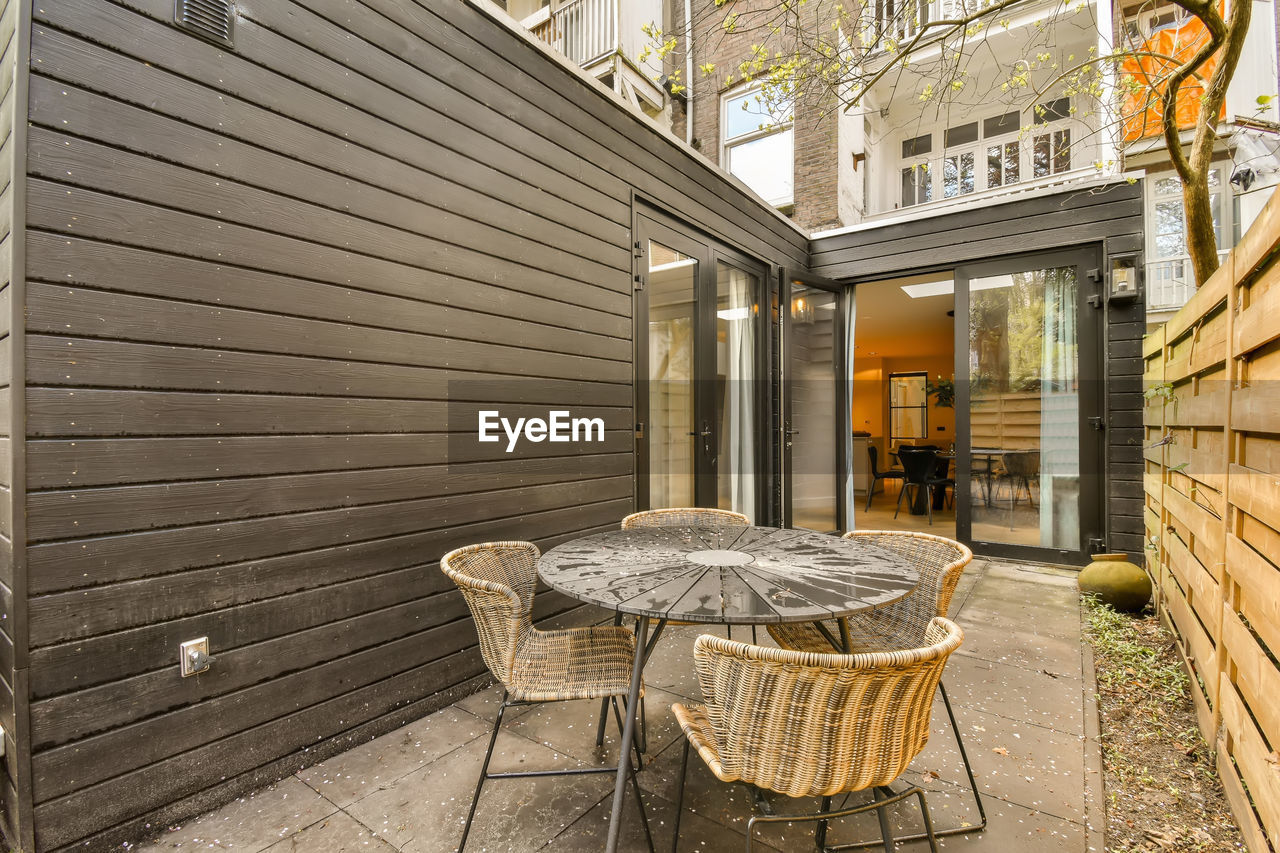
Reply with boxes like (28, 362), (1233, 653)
(606, 614), (648, 853)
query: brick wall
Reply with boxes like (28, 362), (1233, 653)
(669, 0), (843, 230)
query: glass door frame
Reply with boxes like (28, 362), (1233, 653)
(633, 210), (773, 522)
(779, 269), (851, 532)
(953, 246), (1106, 564)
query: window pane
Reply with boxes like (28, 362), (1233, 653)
(724, 90), (789, 141)
(988, 146), (1003, 187)
(1154, 176), (1181, 195)
(945, 122), (979, 147)
(648, 241), (697, 509)
(1211, 193), (1222, 247)
(902, 133), (932, 158)
(717, 262), (759, 520)
(984, 111), (1019, 137)
(1054, 129), (1071, 173)
(960, 152), (974, 194)
(968, 266), (1081, 551)
(901, 163), (930, 206)
(1154, 199), (1184, 236)
(1033, 135), (1050, 178)
(944, 156), (959, 198)
(1032, 97), (1070, 124)
(727, 129), (794, 205)
(1004, 141), (1020, 184)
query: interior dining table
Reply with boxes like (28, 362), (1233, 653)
(538, 523), (921, 853)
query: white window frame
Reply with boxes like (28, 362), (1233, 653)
(721, 85), (795, 209)
(1145, 165), (1230, 264)
(1144, 164), (1232, 310)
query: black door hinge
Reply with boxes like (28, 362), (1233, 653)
(1088, 416), (1105, 431)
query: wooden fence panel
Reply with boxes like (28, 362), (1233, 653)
(1144, 184), (1280, 852)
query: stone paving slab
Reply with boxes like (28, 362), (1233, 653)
(135, 558), (1100, 853)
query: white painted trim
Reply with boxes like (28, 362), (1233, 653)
(811, 170), (1147, 238)
(463, 0), (811, 238)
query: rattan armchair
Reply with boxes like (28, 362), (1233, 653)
(670, 618), (964, 852)
(766, 530), (985, 843)
(620, 507), (750, 529)
(441, 542), (654, 853)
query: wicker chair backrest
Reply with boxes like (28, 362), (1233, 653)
(693, 617), (963, 796)
(842, 530), (973, 642)
(440, 541), (539, 684)
(621, 508), (750, 529)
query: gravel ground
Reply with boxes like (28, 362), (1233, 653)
(1084, 599), (1246, 853)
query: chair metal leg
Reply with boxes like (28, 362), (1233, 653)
(671, 739), (690, 853)
(940, 679), (987, 830)
(893, 482), (909, 519)
(914, 788), (941, 852)
(873, 787), (894, 853)
(926, 486), (934, 526)
(823, 682), (986, 849)
(747, 785), (929, 853)
(598, 611), (626, 747)
(458, 694), (508, 852)
(815, 795), (833, 851)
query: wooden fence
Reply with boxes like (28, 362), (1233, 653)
(1143, 184), (1280, 852)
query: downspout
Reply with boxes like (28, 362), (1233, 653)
(684, 0), (694, 144)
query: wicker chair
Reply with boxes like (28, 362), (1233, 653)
(620, 507), (750, 529)
(766, 531), (985, 844)
(441, 542), (654, 853)
(670, 618), (964, 852)
(595, 507), (751, 748)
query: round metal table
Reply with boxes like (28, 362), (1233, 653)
(540, 524), (919, 625)
(538, 524), (920, 853)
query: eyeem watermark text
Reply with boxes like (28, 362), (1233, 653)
(478, 410), (605, 453)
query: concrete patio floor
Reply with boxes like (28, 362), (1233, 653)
(137, 560), (1103, 853)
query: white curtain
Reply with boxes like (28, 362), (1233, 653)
(722, 267), (755, 520)
(1039, 267), (1079, 549)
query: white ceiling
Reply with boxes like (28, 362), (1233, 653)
(854, 272), (956, 359)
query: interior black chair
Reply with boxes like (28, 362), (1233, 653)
(865, 445), (906, 512)
(1000, 450), (1041, 529)
(894, 449), (952, 525)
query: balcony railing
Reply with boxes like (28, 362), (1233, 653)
(1146, 259), (1195, 311)
(528, 0), (617, 67)
(1145, 252), (1228, 312)
(870, 0), (999, 45)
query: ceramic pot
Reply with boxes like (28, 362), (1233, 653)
(1078, 553), (1152, 613)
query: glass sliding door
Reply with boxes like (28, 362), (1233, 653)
(635, 213), (769, 523)
(647, 240), (698, 509)
(715, 260), (760, 519)
(955, 250), (1103, 563)
(782, 272), (848, 533)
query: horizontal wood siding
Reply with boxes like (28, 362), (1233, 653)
(810, 182), (1147, 557)
(20, 0), (807, 850)
(0, 0), (19, 846)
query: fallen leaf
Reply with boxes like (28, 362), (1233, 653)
(992, 747), (1009, 756)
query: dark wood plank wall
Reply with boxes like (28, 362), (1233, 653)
(17, 0), (808, 850)
(809, 181), (1148, 556)
(0, 0), (19, 844)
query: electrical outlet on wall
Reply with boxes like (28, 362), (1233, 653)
(180, 637), (213, 677)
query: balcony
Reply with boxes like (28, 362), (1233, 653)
(521, 0), (666, 114)
(1145, 259), (1196, 312)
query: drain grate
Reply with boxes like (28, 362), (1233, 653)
(175, 0), (234, 48)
